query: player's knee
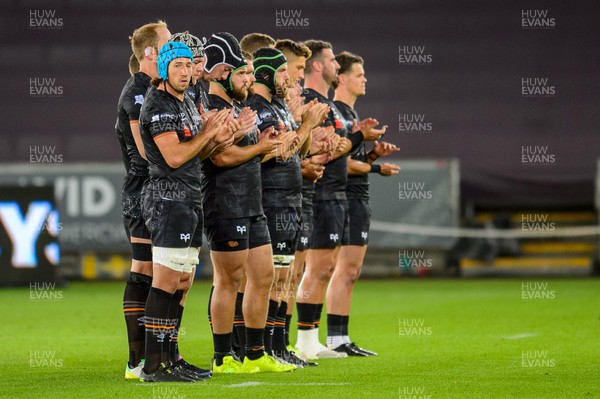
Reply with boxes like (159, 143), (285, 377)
(220, 266), (245, 291)
(317, 266), (335, 283)
(344, 267), (362, 285)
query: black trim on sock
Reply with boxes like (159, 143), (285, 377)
(327, 313), (345, 337)
(314, 303), (324, 328)
(341, 315), (349, 337)
(296, 303), (317, 330)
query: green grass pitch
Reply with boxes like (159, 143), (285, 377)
(1, 279), (598, 398)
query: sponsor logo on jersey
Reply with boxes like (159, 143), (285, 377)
(183, 125), (191, 137)
(160, 113), (175, 122)
(334, 118), (342, 130)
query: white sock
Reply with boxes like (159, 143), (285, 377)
(296, 329), (313, 349)
(343, 335), (351, 344)
(327, 335), (345, 349)
(312, 327), (323, 346)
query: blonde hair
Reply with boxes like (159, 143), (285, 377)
(130, 20), (168, 62)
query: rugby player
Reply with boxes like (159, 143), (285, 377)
(274, 39), (331, 354)
(294, 40), (352, 359)
(201, 33), (296, 373)
(294, 40), (381, 359)
(240, 32), (276, 54)
(138, 41), (236, 382)
(116, 21), (170, 380)
(170, 31), (210, 114)
(328, 51), (400, 356)
(247, 47), (328, 366)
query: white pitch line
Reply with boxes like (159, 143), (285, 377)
(502, 333), (538, 340)
(225, 382), (352, 388)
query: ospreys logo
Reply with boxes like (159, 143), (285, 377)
(180, 233), (191, 243)
(329, 233), (339, 242)
(134, 94), (144, 105)
(301, 237), (308, 245)
(236, 225), (247, 234)
(277, 242), (287, 250)
(361, 232), (368, 240)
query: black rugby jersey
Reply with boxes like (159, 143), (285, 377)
(139, 86), (203, 208)
(303, 88), (350, 201)
(115, 72), (151, 176)
(200, 94), (263, 219)
(247, 94), (302, 208)
(186, 81), (211, 114)
(334, 100), (369, 200)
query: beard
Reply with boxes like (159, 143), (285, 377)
(231, 85), (248, 102)
(167, 77), (189, 94)
(323, 69), (338, 87)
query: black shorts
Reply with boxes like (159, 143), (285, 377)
(309, 199), (349, 249)
(342, 198), (371, 246)
(122, 175), (151, 240)
(264, 207), (302, 256)
(205, 214), (271, 252)
(296, 208), (313, 252)
(143, 196), (203, 248)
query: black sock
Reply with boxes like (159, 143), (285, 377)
(245, 327), (265, 360)
(314, 303), (324, 329)
(327, 313), (345, 338)
(296, 303), (317, 330)
(284, 314), (292, 347)
(341, 315), (349, 337)
(123, 272), (151, 367)
(272, 301), (287, 352)
(143, 287), (174, 374)
(233, 292), (245, 357)
(168, 290), (184, 364)
(264, 299), (278, 355)
(208, 285), (214, 331)
(213, 332), (232, 365)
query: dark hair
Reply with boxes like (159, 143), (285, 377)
(150, 76), (163, 87)
(335, 51), (364, 75)
(240, 33), (276, 54)
(303, 40), (333, 74)
(275, 39), (312, 58)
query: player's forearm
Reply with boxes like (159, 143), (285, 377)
(198, 139), (221, 160)
(348, 159), (371, 175)
(211, 144), (262, 167)
(328, 139), (352, 162)
(299, 131), (312, 157)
